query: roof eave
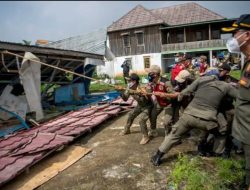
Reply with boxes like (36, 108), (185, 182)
(0, 41), (103, 59)
(160, 18), (236, 30)
(107, 22), (166, 33)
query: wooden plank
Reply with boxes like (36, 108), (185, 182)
(4, 146), (91, 190)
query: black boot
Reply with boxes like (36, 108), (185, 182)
(151, 150), (164, 166)
(222, 149), (231, 159)
(197, 141), (207, 156)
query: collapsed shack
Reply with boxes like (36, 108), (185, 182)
(0, 41), (107, 134)
(0, 40), (104, 97)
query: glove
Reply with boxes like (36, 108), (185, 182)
(114, 86), (125, 92)
(178, 94), (183, 102)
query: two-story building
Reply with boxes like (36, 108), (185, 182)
(105, 2), (236, 76)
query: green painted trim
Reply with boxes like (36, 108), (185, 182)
(161, 47), (227, 54)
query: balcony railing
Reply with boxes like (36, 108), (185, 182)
(162, 39), (227, 52)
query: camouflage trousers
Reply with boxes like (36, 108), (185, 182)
(125, 104), (153, 135)
(159, 113), (218, 153)
(149, 103), (164, 130)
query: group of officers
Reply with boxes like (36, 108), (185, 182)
(115, 14), (250, 189)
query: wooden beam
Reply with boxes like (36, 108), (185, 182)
(0, 58), (16, 72)
(48, 60), (61, 82)
(41, 59), (60, 73)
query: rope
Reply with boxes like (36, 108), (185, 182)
(1, 50), (178, 99)
(1, 50), (116, 87)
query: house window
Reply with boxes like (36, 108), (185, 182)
(176, 33), (184, 43)
(136, 32), (144, 45)
(212, 30), (220, 39)
(122, 34), (130, 47)
(196, 31), (202, 41)
(144, 56), (150, 69)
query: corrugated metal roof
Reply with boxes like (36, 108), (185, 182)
(44, 29), (107, 55)
(0, 41), (103, 58)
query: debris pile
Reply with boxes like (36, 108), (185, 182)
(0, 97), (136, 187)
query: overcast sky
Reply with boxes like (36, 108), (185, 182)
(0, 1), (249, 44)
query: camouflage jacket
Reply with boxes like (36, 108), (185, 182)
(121, 85), (153, 108)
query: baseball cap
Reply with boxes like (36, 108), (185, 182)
(222, 14), (250, 32)
(175, 70), (191, 83)
(145, 65), (161, 74)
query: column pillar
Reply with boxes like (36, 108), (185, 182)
(209, 50), (213, 67)
(209, 24), (211, 40)
(184, 27), (186, 50)
(184, 27), (186, 42)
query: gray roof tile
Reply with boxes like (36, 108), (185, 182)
(107, 5), (165, 32)
(108, 3), (225, 32)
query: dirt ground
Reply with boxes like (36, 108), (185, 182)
(7, 111), (198, 190)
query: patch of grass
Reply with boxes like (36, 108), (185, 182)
(89, 74), (147, 93)
(89, 73), (171, 93)
(89, 83), (116, 93)
(214, 157), (245, 186)
(167, 154), (245, 190)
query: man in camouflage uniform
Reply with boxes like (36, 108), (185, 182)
(222, 14), (250, 189)
(145, 65), (177, 138)
(151, 73), (237, 166)
(117, 73), (154, 145)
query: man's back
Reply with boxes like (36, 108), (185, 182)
(181, 76), (237, 121)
